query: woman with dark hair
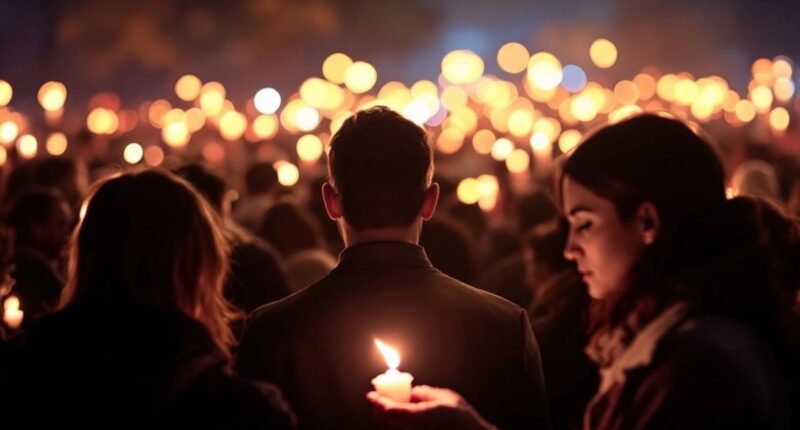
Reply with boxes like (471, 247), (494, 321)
(368, 114), (800, 429)
(0, 170), (294, 428)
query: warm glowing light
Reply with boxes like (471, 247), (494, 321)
(175, 74), (202, 102)
(301, 78), (344, 110)
(144, 146), (165, 166)
(472, 129), (496, 154)
(345, 61), (378, 94)
(0, 121), (20, 145)
(558, 130), (582, 153)
(38, 81), (67, 111)
(772, 57), (793, 79)
(0, 80), (12, 106)
(769, 107), (790, 131)
(478, 79), (516, 107)
(254, 87), (282, 115)
(506, 148), (530, 173)
(46, 132), (68, 156)
(656, 74), (679, 101)
(590, 39), (618, 68)
(527, 52), (563, 90)
(87, 108), (119, 134)
(735, 100), (756, 123)
(614, 80), (640, 105)
(274, 160), (300, 187)
(497, 42), (530, 74)
(199, 82), (226, 116)
(330, 111), (353, 135)
(609, 105), (644, 124)
(148, 99), (172, 128)
(374, 339), (401, 369)
(295, 106), (321, 132)
(507, 108), (534, 137)
(0, 146), (6, 165)
(185, 107), (206, 132)
(491, 137), (514, 161)
(252, 114), (279, 140)
(202, 142), (226, 164)
(530, 132), (550, 152)
(123, 142), (144, 164)
(674, 79), (698, 105)
(323, 53), (353, 84)
(17, 134), (38, 159)
(436, 128), (465, 154)
(751, 58), (774, 86)
(219, 110), (248, 141)
(441, 50), (485, 84)
(633, 73), (657, 100)
(162, 121), (190, 147)
(441, 86), (468, 111)
(750, 86), (773, 112)
(445, 107), (478, 135)
(773, 78), (795, 102)
(457, 178), (481, 205)
(570, 94), (599, 122)
(297, 134), (324, 162)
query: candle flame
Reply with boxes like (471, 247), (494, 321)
(374, 338), (400, 370)
(4, 295), (20, 312)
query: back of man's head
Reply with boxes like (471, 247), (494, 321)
(245, 162), (279, 195)
(174, 163), (228, 213)
(328, 106), (433, 229)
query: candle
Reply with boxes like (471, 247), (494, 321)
(3, 295), (23, 330)
(372, 339), (414, 402)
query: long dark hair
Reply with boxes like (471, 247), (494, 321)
(561, 115), (793, 345)
(60, 170), (239, 361)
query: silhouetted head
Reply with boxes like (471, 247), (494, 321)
(61, 170), (237, 358)
(326, 106), (434, 229)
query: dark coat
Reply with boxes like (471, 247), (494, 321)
(584, 306), (793, 430)
(237, 241), (549, 430)
(0, 301), (295, 428)
(529, 270), (597, 430)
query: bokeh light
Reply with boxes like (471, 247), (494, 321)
(497, 42), (530, 74)
(0, 121), (20, 145)
(472, 129), (496, 154)
(252, 114), (279, 140)
(199, 82), (226, 116)
(345, 61), (378, 94)
(323, 53), (353, 84)
(769, 107), (790, 131)
(123, 142), (144, 164)
(274, 160), (300, 186)
(17, 134), (37, 159)
(38, 81), (67, 111)
(46, 132), (68, 156)
(297, 134), (324, 162)
(457, 178), (481, 205)
(590, 38), (618, 68)
(175, 74), (202, 102)
(144, 146), (165, 167)
(254, 87), (282, 115)
(442, 50), (485, 84)
(491, 137), (514, 161)
(87, 108), (120, 135)
(558, 129), (582, 153)
(219, 110), (248, 141)
(527, 52), (563, 90)
(561, 65), (587, 93)
(0, 80), (12, 107)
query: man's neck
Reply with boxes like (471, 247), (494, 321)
(341, 221), (422, 247)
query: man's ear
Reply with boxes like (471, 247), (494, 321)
(636, 201), (660, 245)
(322, 182), (343, 220)
(420, 183), (440, 221)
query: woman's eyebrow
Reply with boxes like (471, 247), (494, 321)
(567, 205), (592, 216)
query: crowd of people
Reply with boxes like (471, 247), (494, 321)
(0, 106), (799, 429)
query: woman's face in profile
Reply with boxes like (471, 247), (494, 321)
(562, 176), (647, 299)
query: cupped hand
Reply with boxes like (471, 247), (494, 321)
(366, 385), (497, 430)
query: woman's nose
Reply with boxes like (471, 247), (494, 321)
(563, 234), (581, 261)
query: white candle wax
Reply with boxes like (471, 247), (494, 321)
(372, 368), (414, 402)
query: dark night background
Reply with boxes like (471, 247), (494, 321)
(1, 0), (799, 115)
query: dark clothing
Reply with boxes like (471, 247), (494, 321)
(10, 251), (64, 326)
(529, 270), (597, 430)
(237, 241), (549, 430)
(476, 253), (531, 308)
(226, 236), (291, 314)
(585, 304), (792, 430)
(0, 302), (294, 428)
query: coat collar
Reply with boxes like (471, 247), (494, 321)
(335, 241), (433, 272)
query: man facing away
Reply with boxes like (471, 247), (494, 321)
(236, 106), (549, 430)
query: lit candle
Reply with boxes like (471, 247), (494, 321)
(372, 339), (414, 402)
(3, 295), (23, 330)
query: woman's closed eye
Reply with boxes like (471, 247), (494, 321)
(576, 222), (592, 233)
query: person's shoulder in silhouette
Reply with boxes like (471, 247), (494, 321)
(236, 107), (549, 430)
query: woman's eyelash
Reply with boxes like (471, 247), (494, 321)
(576, 222), (591, 232)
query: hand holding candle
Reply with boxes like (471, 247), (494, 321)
(3, 295), (24, 330)
(372, 339), (414, 402)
